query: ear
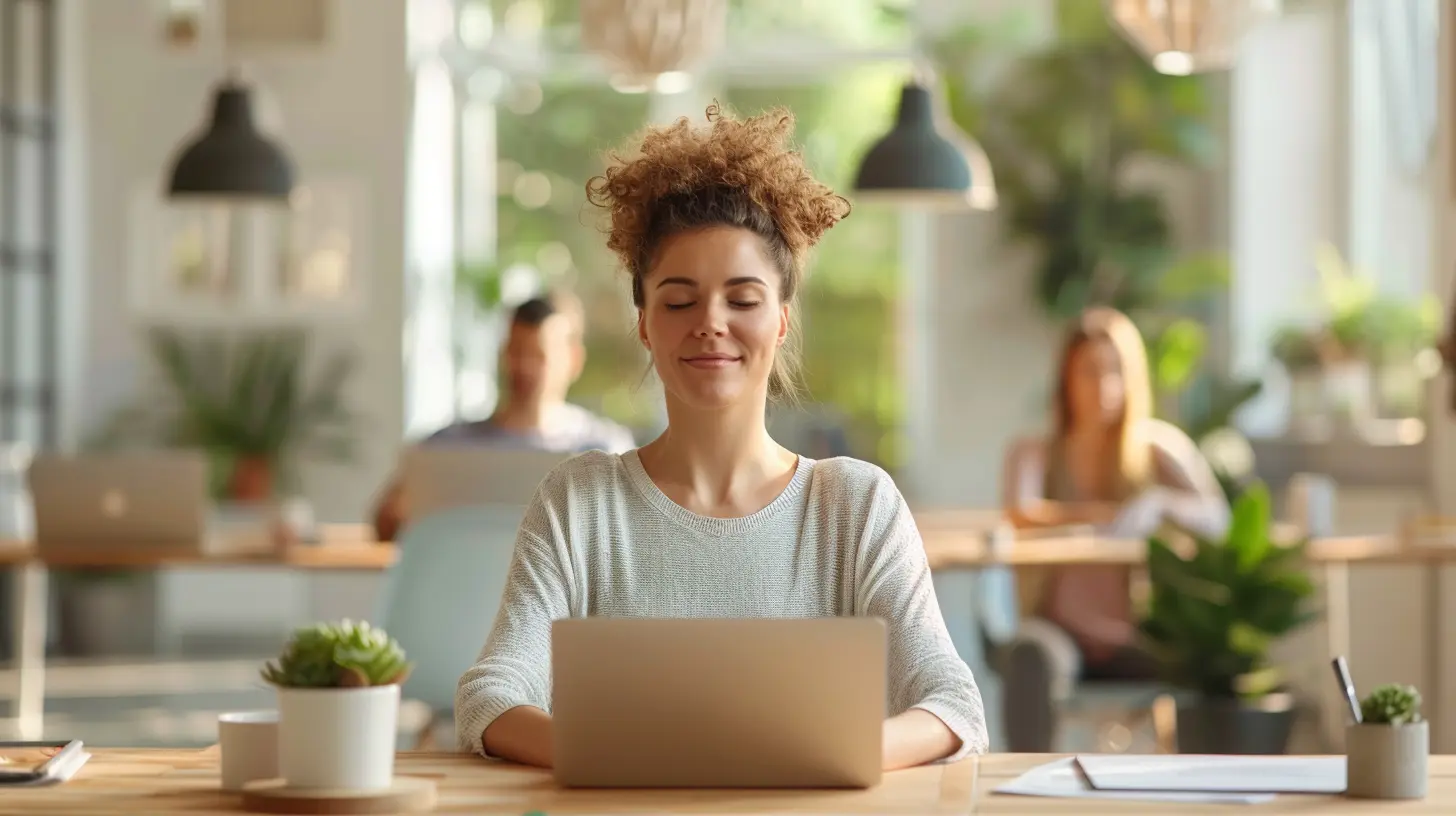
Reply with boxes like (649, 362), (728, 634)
(637, 309), (649, 350)
(777, 303), (790, 346)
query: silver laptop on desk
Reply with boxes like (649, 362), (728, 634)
(399, 446), (568, 519)
(552, 617), (886, 789)
(26, 450), (210, 553)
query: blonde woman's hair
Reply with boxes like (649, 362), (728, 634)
(1051, 307), (1154, 493)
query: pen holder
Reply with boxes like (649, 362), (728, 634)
(1345, 721), (1427, 799)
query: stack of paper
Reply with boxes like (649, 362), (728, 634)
(995, 754), (1347, 805)
(995, 758), (1277, 805)
(0, 749), (91, 787)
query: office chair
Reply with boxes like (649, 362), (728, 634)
(373, 504), (525, 749)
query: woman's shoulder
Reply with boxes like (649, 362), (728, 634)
(1137, 418), (1201, 456)
(532, 448), (632, 502)
(806, 456), (902, 504)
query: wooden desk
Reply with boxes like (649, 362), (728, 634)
(0, 538), (398, 743)
(13, 749), (1456, 814)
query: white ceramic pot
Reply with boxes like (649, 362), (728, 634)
(277, 685), (400, 791)
(1346, 721), (1428, 799)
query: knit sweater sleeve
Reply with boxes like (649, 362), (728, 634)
(454, 497), (571, 757)
(854, 467), (990, 760)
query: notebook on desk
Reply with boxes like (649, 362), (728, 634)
(1075, 754), (1347, 794)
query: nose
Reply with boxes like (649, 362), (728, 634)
(692, 301), (728, 338)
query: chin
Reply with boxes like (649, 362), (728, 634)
(662, 376), (759, 412)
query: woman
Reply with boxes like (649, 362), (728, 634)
(998, 307), (1229, 748)
(454, 105), (987, 769)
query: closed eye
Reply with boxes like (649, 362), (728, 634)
(665, 302), (695, 310)
(730, 301), (761, 309)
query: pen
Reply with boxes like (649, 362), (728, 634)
(1331, 656), (1362, 724)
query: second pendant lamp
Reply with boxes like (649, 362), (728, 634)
(852, 79), (995, 211)
(167, 73), (296, 201)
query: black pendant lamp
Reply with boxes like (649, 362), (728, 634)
(852, 80), (995, 211)
(167, 75), (295, 201)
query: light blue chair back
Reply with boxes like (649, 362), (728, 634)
(373, 504), (525, 714)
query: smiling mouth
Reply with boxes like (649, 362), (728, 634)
(682, 355), (742, 369)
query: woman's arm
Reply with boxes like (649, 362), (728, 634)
(1140, 422), (1232, 540)
(1001, 437), (1120, 529)
(482, 705), (554, 768)
(455, 496), (572, 766)
(882, 709), (962, 771)
(858, 470), (990, 768)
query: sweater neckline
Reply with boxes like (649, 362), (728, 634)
(621, 448), (815, 538)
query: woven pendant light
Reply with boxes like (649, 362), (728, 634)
(580, 0), (728, 92)
(1104, 0), (1282, 75)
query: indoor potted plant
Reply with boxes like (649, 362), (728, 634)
(1347, 683), (1427, 800)
(262, 620), (413, 791)
(92, 326), (359, 502)
(1138, 482), (1319, 754)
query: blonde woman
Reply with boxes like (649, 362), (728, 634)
(999, 307), (1229, 749)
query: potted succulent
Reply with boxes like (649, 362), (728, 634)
(1347, 683), (1427, 800)
(1138, 482), (1319, 754)
(262, 620), (413, 791)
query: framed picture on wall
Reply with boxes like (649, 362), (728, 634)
(127, 177), (368, 323)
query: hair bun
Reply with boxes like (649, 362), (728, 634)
(586, 103), (851, 275)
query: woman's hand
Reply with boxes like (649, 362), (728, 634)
(882, 709), (961, 771)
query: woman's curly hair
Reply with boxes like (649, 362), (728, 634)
(585, 103), (851, 401)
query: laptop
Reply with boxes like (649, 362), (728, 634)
(26, 450), (211, 554)
(551, 617), (886, 789)
(399, 446), (569, 519)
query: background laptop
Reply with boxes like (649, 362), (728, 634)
(399, 446), (569, 519)
(27, 450), (211, 555)
(552, 617), (886, 789)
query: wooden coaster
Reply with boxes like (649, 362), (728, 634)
(240, 776), (437, 814)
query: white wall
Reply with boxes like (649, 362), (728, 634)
(1230, 7), (1348, 436)
(66, 0), (409, 638)
(70, 0), (408, 523)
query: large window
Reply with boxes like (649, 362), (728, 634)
(408, 0), (913, 466)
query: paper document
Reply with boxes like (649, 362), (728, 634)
(0, 750), (91, 787)
(994, 757), (1276, 805)
(1076, 754), (1346, 794)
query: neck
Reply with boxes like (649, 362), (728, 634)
(644, 391), (793, 506)
(491, 393), (558, 431)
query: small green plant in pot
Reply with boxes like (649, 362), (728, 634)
(1138, 482), (1319, 754)
(263, 621), (413, 791)
(1347, 683), (1428, 800)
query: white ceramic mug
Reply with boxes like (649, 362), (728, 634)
(218, 710), (280, 791)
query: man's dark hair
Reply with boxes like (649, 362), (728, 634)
(511, 296), (557, 326)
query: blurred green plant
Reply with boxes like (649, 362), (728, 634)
(1139, 482), (1320, 699)
(1360, 683), (1424, 726)
(934, 0), (1220, 321)
(932, 1), (1243, 439)
(1313, 244), (1442, 365)
(90, 327), (358, 497)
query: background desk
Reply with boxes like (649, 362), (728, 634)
(0, 537), (396, 740)
(10, 749), (1456, 814)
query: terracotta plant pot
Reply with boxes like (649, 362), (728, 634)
(228, 457), (275, 502)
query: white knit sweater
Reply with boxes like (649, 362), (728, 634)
(454, 449), (989, 760)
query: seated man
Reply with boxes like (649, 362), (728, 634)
(372, 292), (635, 540)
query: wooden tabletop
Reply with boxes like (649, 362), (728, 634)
(15, 749), (1456, 814)
(0, 538), (398, 570)
(4, 509), (1455, 572)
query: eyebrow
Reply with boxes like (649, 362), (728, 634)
(655, 276), (769, 289)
